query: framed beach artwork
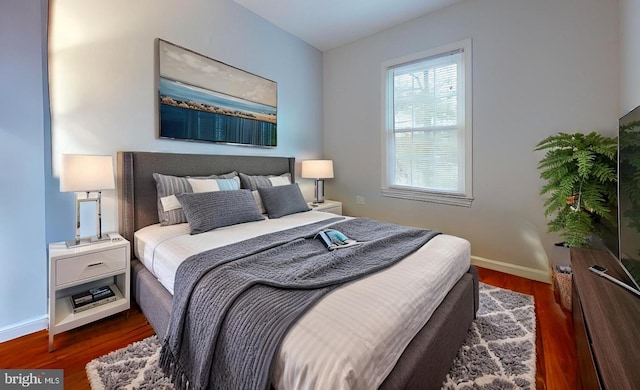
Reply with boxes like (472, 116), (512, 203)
(157, 39), (277, 147)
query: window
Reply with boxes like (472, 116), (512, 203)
(382, 39), (473, 207)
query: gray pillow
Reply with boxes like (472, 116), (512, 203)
(239, 172), (291, 190)
(257, 183), (310, 219)
(176, 190), (264, 234)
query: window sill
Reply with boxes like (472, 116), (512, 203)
(381, 188), (474, 207)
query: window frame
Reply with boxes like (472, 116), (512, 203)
(380, 39), (473, 207)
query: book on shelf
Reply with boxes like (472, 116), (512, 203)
(315, 229), (361, 251)
(71, 285), (116, 313)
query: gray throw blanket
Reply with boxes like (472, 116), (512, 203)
(159, 217), (439, 390)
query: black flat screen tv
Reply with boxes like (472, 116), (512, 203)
(617, 105), (640, 290)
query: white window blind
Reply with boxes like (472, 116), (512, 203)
(382, 40), (472, 207)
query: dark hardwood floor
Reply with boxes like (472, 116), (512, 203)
(0, 267), (576, 389)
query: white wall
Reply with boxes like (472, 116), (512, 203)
(47, 0), (324, 244)
(323, 0), (620, 282)
(0, 0), (48, 340)
(620, 0), (640, 114)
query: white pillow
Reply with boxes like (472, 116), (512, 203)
(187, 177), (240, 193)
(160, 194), (182, 212)
(268, 176), (291, 186)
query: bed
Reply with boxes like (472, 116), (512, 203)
(116, 151), (479, 390)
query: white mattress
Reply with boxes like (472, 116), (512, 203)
(134, 211), (470, 390)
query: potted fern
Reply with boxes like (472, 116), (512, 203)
(535, 131), (617, 247)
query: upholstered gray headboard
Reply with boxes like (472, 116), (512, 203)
(117, 151), (295, 253)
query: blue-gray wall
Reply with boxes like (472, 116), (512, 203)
(0, 0), (49, 338)
(1, 0), (325, 341)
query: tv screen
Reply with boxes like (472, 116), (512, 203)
(618, 105), (640, 289)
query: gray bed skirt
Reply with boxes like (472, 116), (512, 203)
(131, 259), (478, 390)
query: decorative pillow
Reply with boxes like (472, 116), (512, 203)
(251, 190), (266, 214)
(189, 171), (238, 180)
(176, 190), (264, 234)
(257, 183), (310, 219)
(187, 177), (240, 193)
(153, 173), (192, 226)
(239, 172), (291, 191)
(153, 172), (239, 226)
(187, 172), (239, 188)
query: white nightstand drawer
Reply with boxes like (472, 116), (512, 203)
(55, 246), (127, 286)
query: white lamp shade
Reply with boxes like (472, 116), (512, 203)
(60, 154), (115, 192)
(301, 160), (334, 179)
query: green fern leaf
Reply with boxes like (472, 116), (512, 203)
(535, 131), (617, 247)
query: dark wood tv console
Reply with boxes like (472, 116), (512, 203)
(571, 247), (640, 389)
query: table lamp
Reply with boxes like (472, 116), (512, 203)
(301, 160), (334, 204)
(60, 154), (115, 247)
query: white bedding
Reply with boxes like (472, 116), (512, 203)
(134, 211), (470, 390)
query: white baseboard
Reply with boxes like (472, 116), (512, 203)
(471, 255), (551, 284)
(0, 316), (47, 343)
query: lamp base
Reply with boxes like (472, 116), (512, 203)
(65, 235), (111, 248)
(91, 234), (111, 244)
(313, 179), (325, 203)
(65, 237), (92, 248)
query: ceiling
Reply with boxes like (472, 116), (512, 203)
(233, 0), (462, 52)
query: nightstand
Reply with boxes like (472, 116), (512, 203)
(309, 199), (342, 215)
(48, 234), (130, 351)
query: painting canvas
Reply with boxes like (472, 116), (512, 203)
(158, 39), (277, 147)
